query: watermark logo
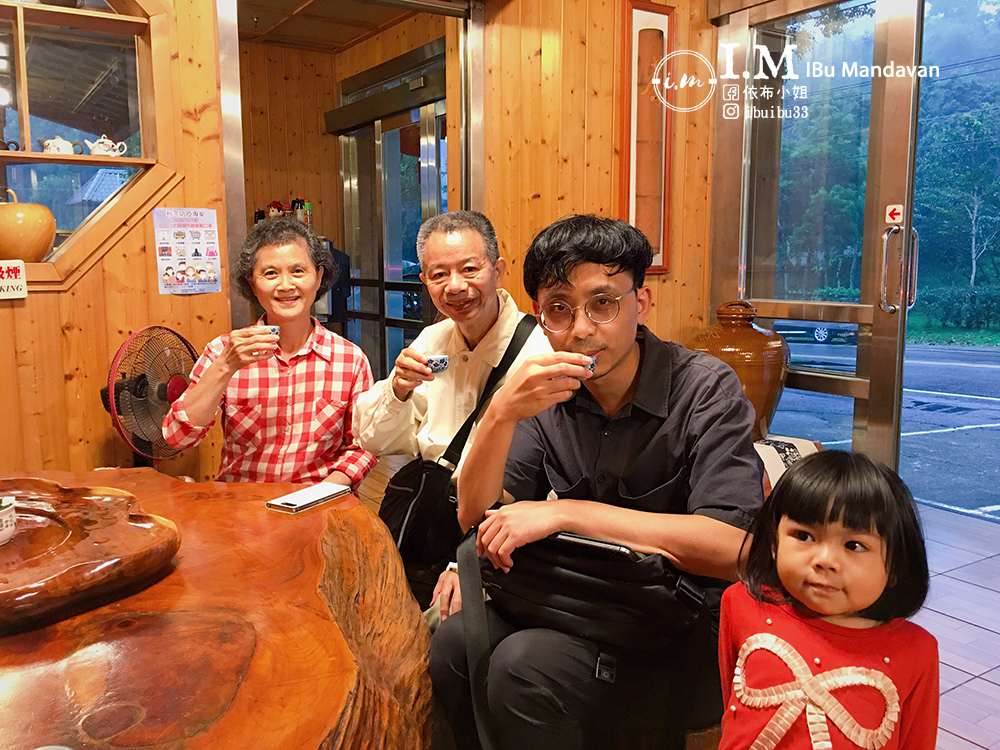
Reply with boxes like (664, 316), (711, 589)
(650, 42), (939, 118)
(651, 50), (717, 113)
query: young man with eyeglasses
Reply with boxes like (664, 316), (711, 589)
(430, 215), (764, 750)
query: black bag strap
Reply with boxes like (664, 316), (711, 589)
(458, 532), (497, 750)
(439, 314), (537, 469)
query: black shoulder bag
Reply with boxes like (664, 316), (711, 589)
(379, 314), (536, 608)
(457, 532), (709, 750)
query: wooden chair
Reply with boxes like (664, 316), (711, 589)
(686, 724), (722, 750)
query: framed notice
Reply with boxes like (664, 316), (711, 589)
(0, 260), (27, 299)
(153, 208), (222, 295)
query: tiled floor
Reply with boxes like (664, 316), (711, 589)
(913, 505), (1000, 749)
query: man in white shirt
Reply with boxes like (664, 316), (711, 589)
(355, 210), (550, 614)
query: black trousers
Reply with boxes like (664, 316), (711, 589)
(428, 603), (722, 750)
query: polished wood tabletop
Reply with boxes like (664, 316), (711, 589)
(0, 468), (433, 750)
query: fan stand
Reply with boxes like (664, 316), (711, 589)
(133, 452), (155, 468)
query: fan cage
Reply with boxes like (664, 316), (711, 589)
(107, 326), (198, 460)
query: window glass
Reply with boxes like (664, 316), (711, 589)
(745, 2), (875, 303)
(770, 318), (858, 375)
(385, 289), (423, 322)
(26, 29), (141, 157)
(0, 24), (19, 151)
(770, 390), (854, 447)
(382, 112), (422, 282)
(4, 162), (141, 250)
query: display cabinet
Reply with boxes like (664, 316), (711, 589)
(0, 0), (179, 287)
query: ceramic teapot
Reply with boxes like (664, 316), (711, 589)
(38, 135), (83, 155)
(85, 134), (127, 157)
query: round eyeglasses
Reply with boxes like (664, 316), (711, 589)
(538, 288), (637, 333)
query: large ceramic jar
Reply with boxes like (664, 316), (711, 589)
(0, 189), (57, 263)
(686, 301), (790, 440)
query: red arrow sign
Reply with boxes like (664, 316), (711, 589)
(885, 204), (904, 224)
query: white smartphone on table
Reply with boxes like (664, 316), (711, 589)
(265, 482), (351, 514)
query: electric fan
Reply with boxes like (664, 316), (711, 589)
(101, 325), (198, 462)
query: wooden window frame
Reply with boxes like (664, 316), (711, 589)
(0, 0), (181, 290)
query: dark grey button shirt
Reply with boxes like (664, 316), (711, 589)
(504, 327), (764, 600)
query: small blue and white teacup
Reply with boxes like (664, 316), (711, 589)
(426, 355), (450, 373)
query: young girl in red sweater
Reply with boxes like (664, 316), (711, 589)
(719, 450), (938, 750)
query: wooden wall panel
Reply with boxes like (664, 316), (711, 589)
(0, 303), (26, 472)
(483, 0), (717, 346)
(557, 0), (589, 220)
(244, 42), (272, 226)
(239, 42), (342, 246)
(539, 3), (562, 230)
(0, 0), (231, 480)
(265, 46), (291, 209)
(316, 51), (343, 249)
(664, 0), (717, 344)
(13, 294), (70, 471)
(520, 0), (542, 257)
(59, 266), (111, 473)
(240, 12), (453, 250)
(499, 0), (522, 284)
(585, 0), (619, 216)
(299, 50), (326, 238)
(445, 17), (462, 213)
(335, 13), (446, 81)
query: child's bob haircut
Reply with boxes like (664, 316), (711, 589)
(742, 450), (929, 622)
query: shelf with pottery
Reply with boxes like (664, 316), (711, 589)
(0, 151), (156, 168)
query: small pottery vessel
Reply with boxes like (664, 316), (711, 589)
(85, 134), (127, 156)
(686, 301), (790, 440)
(0, 188), (57, 263)
(38, 135), (84, 155)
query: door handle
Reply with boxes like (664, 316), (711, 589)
(880, 226), (901, 314)
(907, 227), (919, 310)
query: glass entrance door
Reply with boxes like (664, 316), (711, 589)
(342, 101), (446, 379)
(712, 0), (923, 467)
(897, 1), (1000, 519)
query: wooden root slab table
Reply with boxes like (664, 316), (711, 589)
(0, 468), (433, 750)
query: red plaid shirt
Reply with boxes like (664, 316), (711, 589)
(163, 320), (376, 487)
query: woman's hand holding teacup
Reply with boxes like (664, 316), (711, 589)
(220, 326), (280, 372)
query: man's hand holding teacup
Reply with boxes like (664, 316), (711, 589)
(391, 347), (437, 402)
(490, 352), (593, 423)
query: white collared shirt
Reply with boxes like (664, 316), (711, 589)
(354, 289), (551, 474)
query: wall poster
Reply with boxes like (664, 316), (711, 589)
(153, 208), (222, 295)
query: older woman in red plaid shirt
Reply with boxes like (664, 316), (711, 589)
(162, 218), (376, 489)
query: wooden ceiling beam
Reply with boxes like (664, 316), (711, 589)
(359, 0), (468, 18)
(239, 2), (380, 32)
(249, 0), (318, 42)
(237, 33), (345, 53)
